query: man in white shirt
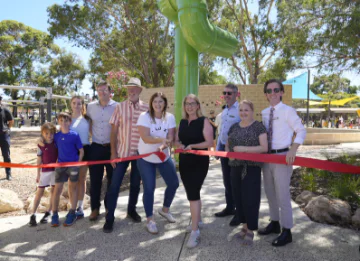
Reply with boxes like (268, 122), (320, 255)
(215, 84), (241, 226)
(259, 79), (306, 247)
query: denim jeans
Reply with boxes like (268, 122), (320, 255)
(218, 143), (235, 211)
(105, 160), (141, 222)
(137, 158), (179, 218)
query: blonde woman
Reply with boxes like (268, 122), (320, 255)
(70, 96), (91, 218)
(175, 94), (213, 248)
(226, 100), (268, 245)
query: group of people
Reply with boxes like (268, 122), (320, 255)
(17, 77), (306, 249)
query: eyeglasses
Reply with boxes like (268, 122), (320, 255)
(185, 102), (198, 107)
(222, 91), (234, 96)
(265, 88), (281, 94)
(97, 89), (110, 93)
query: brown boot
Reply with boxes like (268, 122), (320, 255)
(89, 209), (99, 221)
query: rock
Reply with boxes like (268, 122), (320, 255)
(304, 195), (352, 225)
(25, 187), (68, 213)
(295, 191), (316, 205)
(352, 208), (360, 228)
(0, 188), (24, 214)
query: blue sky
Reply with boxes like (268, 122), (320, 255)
(1, 0), (359, 94)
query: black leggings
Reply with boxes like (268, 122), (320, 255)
(179, 154), (209, 201)
(230, 165), (261, 230)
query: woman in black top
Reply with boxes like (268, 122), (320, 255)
(175, 94), (213, 248)
(227, 100), (268, 245)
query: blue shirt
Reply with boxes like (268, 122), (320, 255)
(218, 101), (241, 147)
(54, 130), (83, 162)
(86, 99), (118, 144)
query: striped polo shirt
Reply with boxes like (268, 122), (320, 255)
(109, 99), (149, 158)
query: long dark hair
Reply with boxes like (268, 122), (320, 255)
(149, 92), (168, 122)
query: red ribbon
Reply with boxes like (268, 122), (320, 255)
(0, 151), (166, 169)
(175, 149), (360, 174)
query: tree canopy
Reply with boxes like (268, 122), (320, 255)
(278, 0), (360, 72)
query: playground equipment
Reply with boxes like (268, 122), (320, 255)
(158, 0), (239, 120)
(0, 85), (77, 124)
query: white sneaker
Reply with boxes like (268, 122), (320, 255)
(187, 229), (200, 248)
(146, 220), (158, 234)
(186, 221), (204, 232)
(158, 208), (176, 223)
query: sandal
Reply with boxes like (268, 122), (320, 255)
(242, 231), (254, 246)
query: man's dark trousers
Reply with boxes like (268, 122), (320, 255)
(89, 143), (113, 211)
(0, 132), (11, 177)
(219, 143), (235, 211)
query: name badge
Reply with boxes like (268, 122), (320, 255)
(229, 115), (235, 118)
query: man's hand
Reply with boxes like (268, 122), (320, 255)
(36, 174), (40, 183)
(110, 153), (117, 169)
(286, 149), (297, 165)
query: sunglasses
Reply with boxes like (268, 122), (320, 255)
(265, 88), (281, 94)
(222, 91), (234, 96)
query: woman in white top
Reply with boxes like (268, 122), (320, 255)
(70, 96), (91, 218)
(137, 92), (179, 234)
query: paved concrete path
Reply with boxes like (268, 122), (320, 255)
(0, 145), (360, 261)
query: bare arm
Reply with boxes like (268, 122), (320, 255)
(8, 120), (14, 128)
(78, 148), (84, 162)
(233, 133), (268, 153)
(174, 127), (184, 149)
(110, 124), (118, 168)
(184, 118), (213, 150)
(36, 156), (41, 183)
(138, 126), (168, 144)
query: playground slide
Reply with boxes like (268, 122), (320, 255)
(158, 0), (238, 58)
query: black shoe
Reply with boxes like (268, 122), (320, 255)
(103, 221), (114, 233)
(127, 210), (141, 223)
(229, 216), (241, 226)
(214, 208), (235, 217)
(6, 173), (11, 181)
(40, 211), (51, 224)
(258, 220), (281, 235)
(272, 228), (292, 247)
(29, 214), (37, 227)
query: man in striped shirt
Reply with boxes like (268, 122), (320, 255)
(103, 77), (149, 233)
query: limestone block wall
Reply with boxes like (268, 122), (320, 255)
(140, 84), (292, 121)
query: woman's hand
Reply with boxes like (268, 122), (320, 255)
(184, 144), (193, 151)
(36, 173), (40, 183)
(158, 139), (169, 151)
(233, 146), (246, 153)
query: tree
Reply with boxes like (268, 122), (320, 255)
(30, 49), (86, 99)
(0, 20), (58, 115)
(217, 0), (309, 84)
(311, 74), (356, 95)
(278, 0), (360, 71)
(47, 0), (175, 88)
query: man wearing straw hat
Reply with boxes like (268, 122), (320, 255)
(103, 77), (149, 233)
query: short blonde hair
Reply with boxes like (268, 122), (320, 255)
(239, 100), (254, 111)
(182, 94), (203, 119)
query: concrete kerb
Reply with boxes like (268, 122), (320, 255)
(0, 148), (360, 260)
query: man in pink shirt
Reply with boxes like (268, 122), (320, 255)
(103, 78), (149, 233)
